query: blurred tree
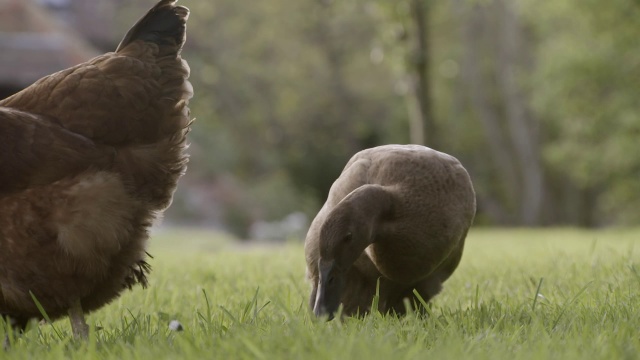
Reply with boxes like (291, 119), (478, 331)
(116, 0), (402, 236)
(414, 0), (545, 225)
(113, 0), (639, 231)
(525, 0), (640, 225)
(362, 0), (437, 146)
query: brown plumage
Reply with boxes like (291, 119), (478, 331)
(0, 0), (191, 341)
(304, 145), (476, 318)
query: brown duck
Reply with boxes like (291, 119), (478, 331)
(304, 145), (476, 318)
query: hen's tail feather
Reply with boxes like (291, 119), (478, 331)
(116, 0), (189, 54)
(124, 259), (152, 290)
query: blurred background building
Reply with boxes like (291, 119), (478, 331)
(0, 0), (103, 97)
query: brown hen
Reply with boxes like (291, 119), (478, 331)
(0, 0), (192, 342)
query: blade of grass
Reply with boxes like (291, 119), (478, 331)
(532, 277), (544, 311)
(551, 281), (593, 331)
(371, 277), (381, 315)
(29, 291), (64, 341)
(219, 306), (238, 324)
(202, 289), (212, 323)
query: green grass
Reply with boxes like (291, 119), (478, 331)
(2, 228), (639, 359)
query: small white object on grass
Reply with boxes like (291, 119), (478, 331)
(169, 320), (183, 331)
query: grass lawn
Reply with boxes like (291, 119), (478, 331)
(2, 228), (639, 359)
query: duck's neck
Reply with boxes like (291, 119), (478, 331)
(341, 184), (394, 245)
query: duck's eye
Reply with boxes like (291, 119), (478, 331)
(342, 233), (352, 243)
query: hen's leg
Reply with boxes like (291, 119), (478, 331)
(67, 300), (89, 340)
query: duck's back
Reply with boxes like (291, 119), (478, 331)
(351, 145), (475, 283)
(367, 145), (473, 211)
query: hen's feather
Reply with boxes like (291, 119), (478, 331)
(117, 0), (189, 53)
(0, 0), (191, 332)
(0, 108), (115, 194)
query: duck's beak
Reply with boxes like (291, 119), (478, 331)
(313, 261), (343, 320)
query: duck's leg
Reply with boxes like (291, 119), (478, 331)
(2, 315), (29, 350)
(404, 276), (443, 315)
(67, 300), (89, 340)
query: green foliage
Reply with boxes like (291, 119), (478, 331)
(114, 0), (639, 227)
(2, 228), (639, 358)
(525, 0), (640, 223)
(116, 0), (405, 234)
(184, 0), (400, 186)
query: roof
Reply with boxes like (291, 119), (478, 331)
(0, 0), (100, 87)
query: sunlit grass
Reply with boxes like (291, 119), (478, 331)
(2, 228), (639, 359)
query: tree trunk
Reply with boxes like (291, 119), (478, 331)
(495, 0), (544, 225)
(406, 0), (435, 147)
(453, 0), (545, 225)
(454, 0), (518, 223)
(404, 74), (425, 145)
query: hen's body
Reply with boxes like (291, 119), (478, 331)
(0, 0), (191, 336)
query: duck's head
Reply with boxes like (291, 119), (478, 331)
(313, 258), (344, 319)
(314, 204), (372, 319)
